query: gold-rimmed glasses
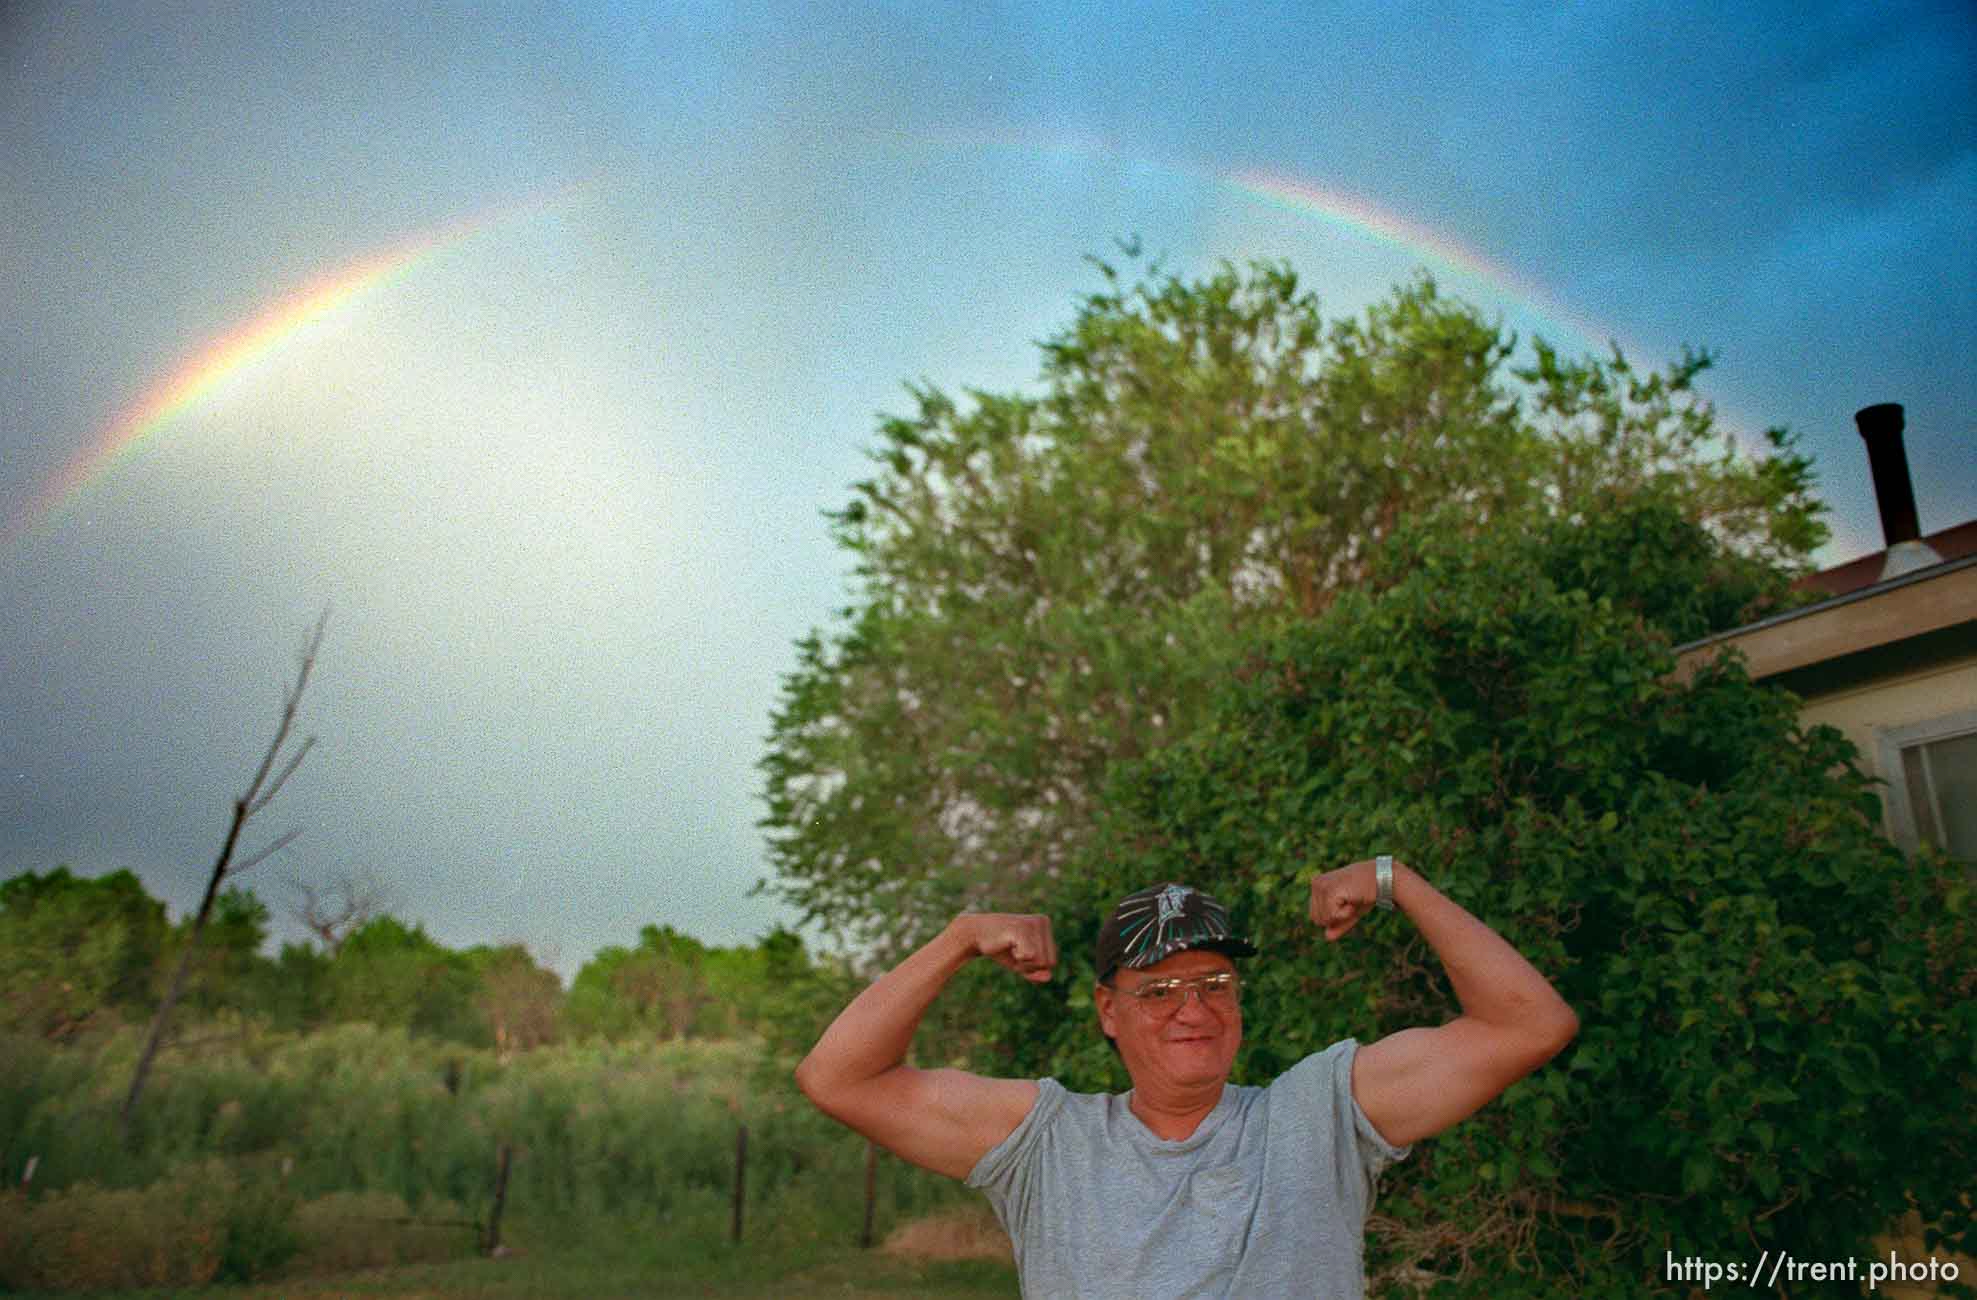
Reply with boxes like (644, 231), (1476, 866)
(1117, 971), (1241, 1020)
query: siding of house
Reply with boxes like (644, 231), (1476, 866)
(1798, 656), (1977, 835)
(1675, 557), (1977, 844)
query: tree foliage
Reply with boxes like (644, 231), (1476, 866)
(568, 924), (715, 1041)
(0, 868), (169, 1040)
(466, 943), (564, 1054)
(0, 862), (836, 1060)
(325, 916), (485, 1044)
(762, 258), (1827, 957)
(973, 504), (1972, 1295)
(565, 923), (848, 1052)
(165, 887), (274, 1019)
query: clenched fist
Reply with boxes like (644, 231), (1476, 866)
(1309, 859), (1399, 942)
(954, 913), (1058, 983)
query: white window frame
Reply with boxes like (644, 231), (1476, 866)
(1876, 707), (1977, 853)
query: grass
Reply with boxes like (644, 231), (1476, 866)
(1, 1029), (1020, 1297)
(1, 1213), (1020, 1300)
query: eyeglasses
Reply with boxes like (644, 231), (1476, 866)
(1116, 971), (1240, 1019)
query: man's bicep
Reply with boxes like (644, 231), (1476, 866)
(1351, 1020), (1540, 1146)
(815, 1066), (1038, 1181)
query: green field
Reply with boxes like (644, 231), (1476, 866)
(0, 1027), (1017, 1297)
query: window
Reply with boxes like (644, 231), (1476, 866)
(1880, 710), (1977, 861)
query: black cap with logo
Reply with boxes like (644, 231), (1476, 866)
(1094, 882), (1258, 982)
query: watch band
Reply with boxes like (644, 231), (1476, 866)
(1375, 854), (1396, 911)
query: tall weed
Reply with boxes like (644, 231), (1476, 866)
(0, 1022), (969, 1265)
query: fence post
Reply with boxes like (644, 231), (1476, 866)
(731, 1124), (748, 1244)
(483, 1142), (512, 1256)
(861, 1139), (878, 1248)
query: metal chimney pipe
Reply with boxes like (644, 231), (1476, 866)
(1854, 403), (1920, 548)
(1853, 402), (1941, 580)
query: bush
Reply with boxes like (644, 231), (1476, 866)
(977, 504), (1974, 1296)
(0, 1171), (486, 1291)
(0, 1159), (291, 1290)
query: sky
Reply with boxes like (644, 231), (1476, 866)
(3, 2), (1972, 980)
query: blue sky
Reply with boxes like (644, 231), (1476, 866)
(2, 1), (1971, 976)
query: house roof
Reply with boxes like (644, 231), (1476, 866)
(1794, 519), (1977, 598)
(1675, 549), (1977, 694)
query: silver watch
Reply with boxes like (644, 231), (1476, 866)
(1375, 854), (1396, 911)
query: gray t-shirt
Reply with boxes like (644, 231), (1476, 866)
(966, 1039), (1407, 1299)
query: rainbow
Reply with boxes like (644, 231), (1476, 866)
(1222, 169), (1628, 357)
(906, 128), (1635, 361)
(5, 181), (589, 546)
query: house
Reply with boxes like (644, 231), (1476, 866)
(1674, 404), (1976, 860)
(1672, 404), (1974, 1300)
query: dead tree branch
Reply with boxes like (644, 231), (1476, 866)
(120, 611), (328, 1139)
(288, 868), (392, 956)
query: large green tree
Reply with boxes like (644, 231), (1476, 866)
(325, 915), (483, 1043)
(566, 924), (851, 1050)
(465, 942), (564, 1053)
(567, 924), (717, 1041)
(973, 503), (1971, 1296)
(762, 259), (1826, 957)
(0, 867), (170, 1040)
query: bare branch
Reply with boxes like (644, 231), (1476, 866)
(288, 868), (390, 955)
(232, 827), (302, 875)
(240, 611), (328, 808)
(122, 608), (330, 1138)
(246, 734), (316, 818)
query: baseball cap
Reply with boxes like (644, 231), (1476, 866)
(1094, 882), (1257, 982)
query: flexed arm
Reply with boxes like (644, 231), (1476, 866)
(795, 914), (1054, 1180)
(1312, 859), (1578, 1147)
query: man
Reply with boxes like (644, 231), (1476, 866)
(795, 857), (1578, 1298)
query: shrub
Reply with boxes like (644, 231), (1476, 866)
(214, 1165), (301, 1282)
(977, 504), (1974, 1296)
(0, 1161), (240, 1290)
